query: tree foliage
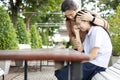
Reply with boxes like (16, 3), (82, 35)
(15, 17), (30, 44)
(108, 3), (120, 56)
(30, 0), (64, 24)
(0, 6), (18, 50)
(0, 0), (64, 27)
(99, 0), (120, 10)
(82, 0), (120, 18)
(30, 25), (42, 48)
(0, 0), (65, 47)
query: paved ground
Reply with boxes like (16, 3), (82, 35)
(0, 61), (58, 80)
(13, 67), (57, 80)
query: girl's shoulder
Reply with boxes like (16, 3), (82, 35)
(91, 26), (104, 31)
(89, 26), (105, 35)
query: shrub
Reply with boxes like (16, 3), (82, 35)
(108, 3), (120, 56)
(15, 18), (30, 44)
(30, 25), (42, 48)
(0, 6), (18, 50)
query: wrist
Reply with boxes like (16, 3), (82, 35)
(91, 17), (95, 23)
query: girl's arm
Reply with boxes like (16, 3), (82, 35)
(73, 25), (83, 52)
(82, 47), (99, 63)
(89, 47), (99, 60)
(66, 21), (77, 49)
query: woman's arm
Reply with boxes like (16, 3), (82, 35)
(77, 10), (109, 29)
(93, 17), (109, 29)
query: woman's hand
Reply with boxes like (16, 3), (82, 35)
(77, 10), (94, 22)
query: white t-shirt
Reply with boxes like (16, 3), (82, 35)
(83, 26), (112, 68)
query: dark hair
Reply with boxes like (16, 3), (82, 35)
(75, 10), (97, 26)
(61, 0), (78, 12)
(74, 10), (87, 20)
(75, 10), (111, 38)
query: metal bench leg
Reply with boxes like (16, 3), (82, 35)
(2, 75), (4, 80)
(24, 60), (28, 80)
(68, 62), (71, 80)
(40, 61), (42, 71)
(71, 62), (83, 80)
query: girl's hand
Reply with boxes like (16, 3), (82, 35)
(74, 38), (81, 49)
(73, 25), (79, 33)
(73, 25), (83, 52)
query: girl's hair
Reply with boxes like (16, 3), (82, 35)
(75, 10), (97, 26)
(75, 10), (111, 38)
(61, 0), (78, 12)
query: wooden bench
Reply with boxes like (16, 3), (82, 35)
(92, 56), (120, 80)
(0, 68), (4, 80)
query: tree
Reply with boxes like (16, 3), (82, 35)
(99, 0), (120, 10)
(0, 0), (63, 29)
(0, 6), (18, 50)
(108, 3), (120, 56)
(0, 0), (65, 47)
(15, 17), (30, 44)
(82, 0), (120, 19)
(27, 0), (64, 28)
(30, 25), (42, 48)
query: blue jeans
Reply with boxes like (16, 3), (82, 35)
(55, 62), (106, 80)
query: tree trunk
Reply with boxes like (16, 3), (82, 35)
(9, 0), (22, 27)
(12, 9), (18, 27)
(26, 13), (34, 31)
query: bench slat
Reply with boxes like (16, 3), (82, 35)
(116, 58), (120, 64)
(100, 72), (120, 80)
(92, 56), (120, 80)
(92, 77), (96, 80)
(112, 63), (120, 70)
(106, 68), (120, 78)
(92, 73), (106, 80)
(108, 67), (120, 75)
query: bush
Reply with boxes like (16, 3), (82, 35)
(108, 3), (120, 56)
(0, 6), (18, 50)
(111, 35), (120, 56)
(15, 18), (30, 44)
(30, 25), (42, 48)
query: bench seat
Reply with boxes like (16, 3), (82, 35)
(92, 56), (120, 80)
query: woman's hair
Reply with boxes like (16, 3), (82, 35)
(61, 0), (78, 12)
